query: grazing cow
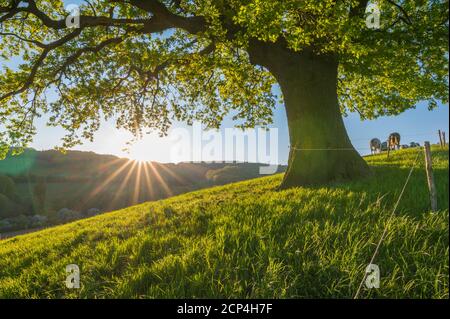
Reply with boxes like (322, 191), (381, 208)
(370, 138), (382, 154)
(410, 142), (420, 148)
(386, 132), (401, 158)
(400, 144), (409, 149)
(381, 141), (388, 151)
(388, 132), (401, 150)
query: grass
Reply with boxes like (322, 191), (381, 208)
(0, 146), (448, 299)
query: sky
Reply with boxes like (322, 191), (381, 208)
(28, 91), (449, 165)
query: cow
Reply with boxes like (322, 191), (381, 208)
(370, 138), (382, 154)
(388, 132), (401, 150)
(386, 132), (401, 158)
(410, 142), (420, 148)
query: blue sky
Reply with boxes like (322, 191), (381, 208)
(28, 88), (448, 164)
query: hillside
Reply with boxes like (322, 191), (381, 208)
(0, 147), (448, 298)
(0, 148), (285, 231)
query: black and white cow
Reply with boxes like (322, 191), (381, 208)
(370, 138), (382, 154)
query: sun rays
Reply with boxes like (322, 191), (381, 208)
(147, 162), (173, 197)
(85, 157), (183, 208)
(86, 159), (134, 201)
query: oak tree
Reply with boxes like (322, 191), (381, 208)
(0, 0), (448, 187)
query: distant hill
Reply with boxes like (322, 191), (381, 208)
(0, 147), (447, 298)
(0, 148), (285, 224)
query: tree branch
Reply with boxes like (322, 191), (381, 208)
(1, 0), (151, 30)
(0, 32), (46, 48)
(386, 0), (413, 25)
(51, 36), (125, 78)
(126, 0), (206, 34)
(0, 0), (211, 104)
(0, 28), (82, 101)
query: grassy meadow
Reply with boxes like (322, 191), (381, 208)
(0, 146), (448, 298)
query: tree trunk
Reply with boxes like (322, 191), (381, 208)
(248, 41), (371, 188)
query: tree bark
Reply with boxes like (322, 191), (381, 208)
(248, 41), (371, 188)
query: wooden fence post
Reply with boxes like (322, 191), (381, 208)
(424, 141), (437, 212)
(438, 130), (443, 148)
(443, 132), (447, 147)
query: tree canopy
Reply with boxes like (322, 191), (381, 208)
(0, 0), (448, 159)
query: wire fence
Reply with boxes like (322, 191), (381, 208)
(353, 148), (423, 299)
(287, 131), (442, 153)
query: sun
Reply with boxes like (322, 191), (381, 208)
(116, 132), (173, 163)
(124, 151), (149, 163)
(124, 142), (152, 163)
(131, 156), (149, 164)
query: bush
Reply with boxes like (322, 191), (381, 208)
(0, 214), (49, 233)
(0, 219), (13, 232)
(10, 215), (30, 230)
(57, 208), (81, 223)
(85, 208), (101, 217)
(29, 215), (48, 228)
